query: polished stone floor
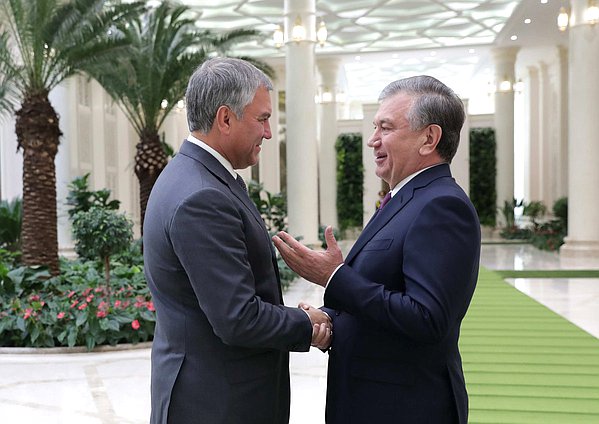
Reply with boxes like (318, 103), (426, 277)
(0, 243), (598, 424)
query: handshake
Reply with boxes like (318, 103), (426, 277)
(300, 301), (332, 350)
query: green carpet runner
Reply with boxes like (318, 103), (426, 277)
(460, 268), (599, 423)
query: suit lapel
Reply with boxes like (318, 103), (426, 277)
(179, 141), (282, 296)
(345, 164), (452, 264)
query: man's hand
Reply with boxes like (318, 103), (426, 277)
(273, 226), (344, 287)
(300, 302), (332, 350)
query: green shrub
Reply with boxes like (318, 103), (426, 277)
(66, 173), (120, 220)
(0, 197), (22, 252)
(529, 197), (568, 251)
(248, 180), (295, 289)
(523, 200), (547, 229)
(72, 207), (133, 288)
(336, 133), (363, 231)
(469, 128), (496, 227)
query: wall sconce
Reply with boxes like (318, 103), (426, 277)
(321, 88), (333, 103)
(558, 1), (599, 30)
(315, 87), (336, 104)
(273, 15), (327, 46)
(316, 21), (328, 46)
(557, 7), (569, 31)
(585, 0), (599, 24)
(498, 76), (512, 92)
(273, 25), (284, 48)
(291, 15), (306, 42)
(513, 79), (524, 93)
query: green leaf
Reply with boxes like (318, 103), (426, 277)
(75, 310), (88, 326)
(16, 317), (25, 332)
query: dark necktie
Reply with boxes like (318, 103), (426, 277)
(236, 175), (247, 192)
(379, 192), (392, 210)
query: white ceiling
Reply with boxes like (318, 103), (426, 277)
(178, 0), (569, 104)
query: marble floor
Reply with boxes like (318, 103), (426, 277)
(0, 243), (598, 424)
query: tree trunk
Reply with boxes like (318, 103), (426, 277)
(15, 92), (61, 275)
(134, 130), (168, 235)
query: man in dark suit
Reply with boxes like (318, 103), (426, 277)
(274, 75), (481, 423)
(143, 57), (332, 424)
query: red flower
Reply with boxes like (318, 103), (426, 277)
(131, 320), (140, 330)
(70, 300), (79, 309)
(96, 311), (107, 318)
(147, 301), (155, 312)
(114, 300), (121, 308)
(86, 295), (94, 303)
(67, 291), (76, 298)
(23, 308), (33, 320)
(29, 294), (40, 302)
(78, 303), (88, 310)
(57, 312), (65, 319)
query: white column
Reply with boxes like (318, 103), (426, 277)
(90, 80), (107, 190)
(527, 66), (541, 202)
(452, 98), (470, 195)
(538, 61), (552, 207)
(259, 84), (281, 194)
(49, 79), (75, 254)
(317, 57), (341, 229)
(361, 103), (379, 227)
(561, 0), (599, 259)
(493, 47), (518, 225)
(557, 46), (569, 200)
(0, 115), (21, 201)
(284, 0), (319, 244)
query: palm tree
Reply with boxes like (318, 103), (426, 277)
(0, 0), (143, 274)
(83, 1), (273, 232)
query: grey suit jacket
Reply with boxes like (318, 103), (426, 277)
(143, 140), (312, 424)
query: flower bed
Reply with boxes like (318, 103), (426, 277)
(0, 248), (155, 351)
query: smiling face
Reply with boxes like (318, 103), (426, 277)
(368, 92), (436, 188)
(226, 86), (272, 169)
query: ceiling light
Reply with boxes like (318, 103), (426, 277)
(524, 18), (532, 24)
(510, 35), (518, 41)
(540, 0), (548, 4)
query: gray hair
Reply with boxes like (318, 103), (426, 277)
(186, 57), (273, 134)
(378, 75), (465, 162)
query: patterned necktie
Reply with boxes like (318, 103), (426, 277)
(236, 175), (247, 192)
(378, 192), (392, 210)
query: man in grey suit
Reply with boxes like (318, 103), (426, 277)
(143, 57), (332, 424)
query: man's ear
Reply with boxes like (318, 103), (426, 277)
(215, 105), (233, 135)
(419, 124), (442, 156)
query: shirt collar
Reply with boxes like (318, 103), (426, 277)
(187, 134), (237, 179)
(390, 163), (445, 197)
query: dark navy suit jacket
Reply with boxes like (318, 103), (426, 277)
(323, 164), (480, 423)
(143, 141), (312, 424)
